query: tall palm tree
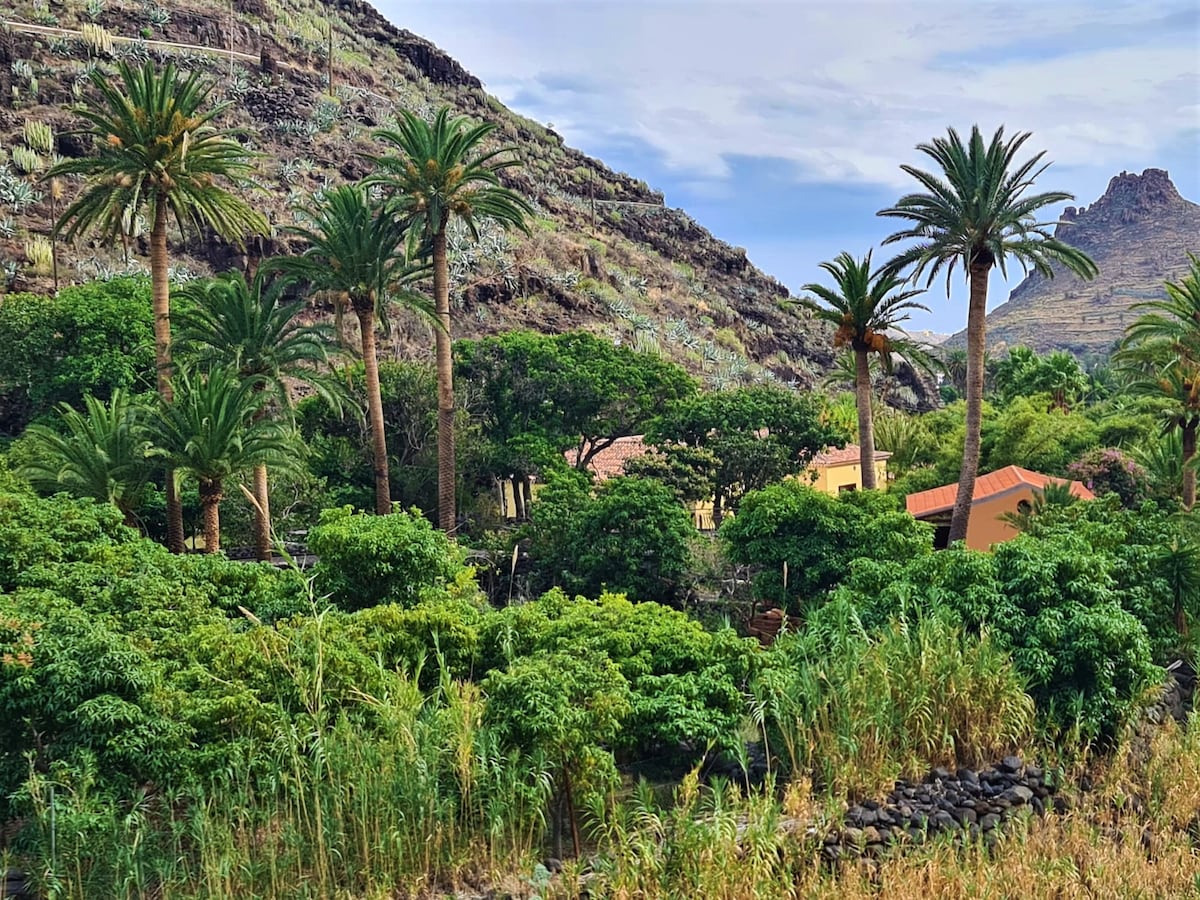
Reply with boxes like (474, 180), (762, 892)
(370, 107), (533, 532)
(18, 389), (151, 527)
(144, 367), (298, 554)
(878, 125), (1098, 543)
(801, 251), (927, 489)
(1116, 257), (1200, 510)
(265, 185), (429, 515)
(47, 60), (267, 553)
(176, 272), (344, 559)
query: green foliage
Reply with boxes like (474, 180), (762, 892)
(481, 590), (755, 757)
(984, 396), (1099, 475)
(309, 506), (467, 610)
(721, 481), (932, 610)
(833, 530), (1160, 745)
(992, 347), (1090, 408)
(651, 383), (846, 519)
(0, 278), (155, 435)
(755, 605), (1034, 795)
(528, 475), (695, 605)
(456, 329), (696, 480)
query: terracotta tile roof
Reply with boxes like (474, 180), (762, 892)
(811, 444), (892, 467)
(905, 465), (1096, 518)
(564, 435), (649, 480)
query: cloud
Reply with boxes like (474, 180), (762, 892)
(380, 0), (1198, 189)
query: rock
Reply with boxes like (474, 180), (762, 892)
(955, 807), (978, 827)
(544, 857), (563, 873)
(1004, 785), (1034, 806)
(999, 756), (1024, 774)
(980, 813), (1001, 831)
(958, 768), (980, 787)
(929, 766), (952, 782)
(862, 826), (882, 845)
(930, 811), (955, 832)
(842, 827), (864, 847)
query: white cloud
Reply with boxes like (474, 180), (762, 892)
(378, 0), (1199, 189)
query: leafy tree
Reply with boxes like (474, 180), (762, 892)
(1157, 536), (1200, 639)
(372, 107), (533, 532)
(308, 506), (466, 611)
(722, 481), (932, 611)
(267, 185), (428, 515)
(879, 126), (1098, 544)
(483, 650), (630, 857)
(16, 390), (152, 527)
(176, 272), (342, 559)
(144, 368), (298, 553)
(0, 279), (155, 436)
(992, 347), (1089, 410)
(983, 396), (1099, 476)
(49, 61), (267, 553)
(651, 384), (845, 525)
(800, 250), (927, 489)
(528, 475), (695, 605)
(456, 330), (696, 508)
(1115, 256), (1200, 509)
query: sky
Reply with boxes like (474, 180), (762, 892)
(375, 0), (1200, 334)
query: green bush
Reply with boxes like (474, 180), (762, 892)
(528, 475), (695, 605)
(480, 589), (755, 757)
(309, 506), (466, 610)
(721, 481), (932, 611)
(832, 532), (1160, 745)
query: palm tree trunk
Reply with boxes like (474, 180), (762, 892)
(253, 463), (272, 560)
(948, 261), (991, 545)
(433, 229), (456, 533)
(1183, 421), (1197, 511)
(855, 347), (876, 490)
(357, 306), (392, 515)
(150, 196), (185, 554)
(199, 478), (223, 554)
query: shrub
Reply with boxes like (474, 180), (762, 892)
(528, 475), (695, 605)
(721, 481), (932, 611)
(309, 506), (466, 610)
(754, 604), (1034, 796)
(1067, 447), (1151, 507)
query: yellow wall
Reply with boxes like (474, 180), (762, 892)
(962, 488), (1036, 550)
(806, 459), (889, 495)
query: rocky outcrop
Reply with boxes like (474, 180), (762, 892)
(825, 757), (1060, 859)
(948, 169), (1200, 356)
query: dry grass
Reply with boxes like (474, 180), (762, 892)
(544, 717), (1200, 900)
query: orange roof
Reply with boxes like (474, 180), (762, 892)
(905, 465), (1095, 518)
(564, 435), (649, 480)
(811, 444), (892, 467)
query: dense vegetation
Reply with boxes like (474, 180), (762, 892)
(1, 46), (1198, 900)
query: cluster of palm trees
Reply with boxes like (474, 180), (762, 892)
(32, 60), (531, 554)
(803, 126), (1099, 539)
(1116, 254), (1200, 510)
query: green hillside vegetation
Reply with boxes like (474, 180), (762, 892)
(1, 11), (1199, 899)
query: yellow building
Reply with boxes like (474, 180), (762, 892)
(905, 465), (1095, 551)
(805, 444), (891, 495)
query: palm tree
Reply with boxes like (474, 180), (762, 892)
(48, 60), (267, 553)
(176, 272), (344, 559)
(264, 184), (429, 515)
(144, 367), (298, 554)
(801, 251), (927, 489)
(879, 125), (1098, 543)
(370, 107), (533, 532)
(18, 389), (151, 527)
(1115, 256), (1200, 510)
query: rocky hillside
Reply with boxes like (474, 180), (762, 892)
(950, 169), (1200, 357)
(0, 0), (836, 388)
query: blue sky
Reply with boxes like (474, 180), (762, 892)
(376, 0), (1200, 334)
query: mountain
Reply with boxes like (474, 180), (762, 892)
(947, 168), (1200, 357)
(0, 0), (837, 388)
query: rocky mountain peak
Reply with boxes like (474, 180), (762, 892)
(1059, 168), (1186, 234)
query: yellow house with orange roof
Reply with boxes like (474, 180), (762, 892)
(905, 465), (1094, 551)
(805, 444), (891, 495)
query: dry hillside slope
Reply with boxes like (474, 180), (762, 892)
(0, 0), (838, 387)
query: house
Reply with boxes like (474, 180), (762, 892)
(805, 444), (891, 495)
(905, 465), (1095, 551)
(563, 435), (717, 529)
